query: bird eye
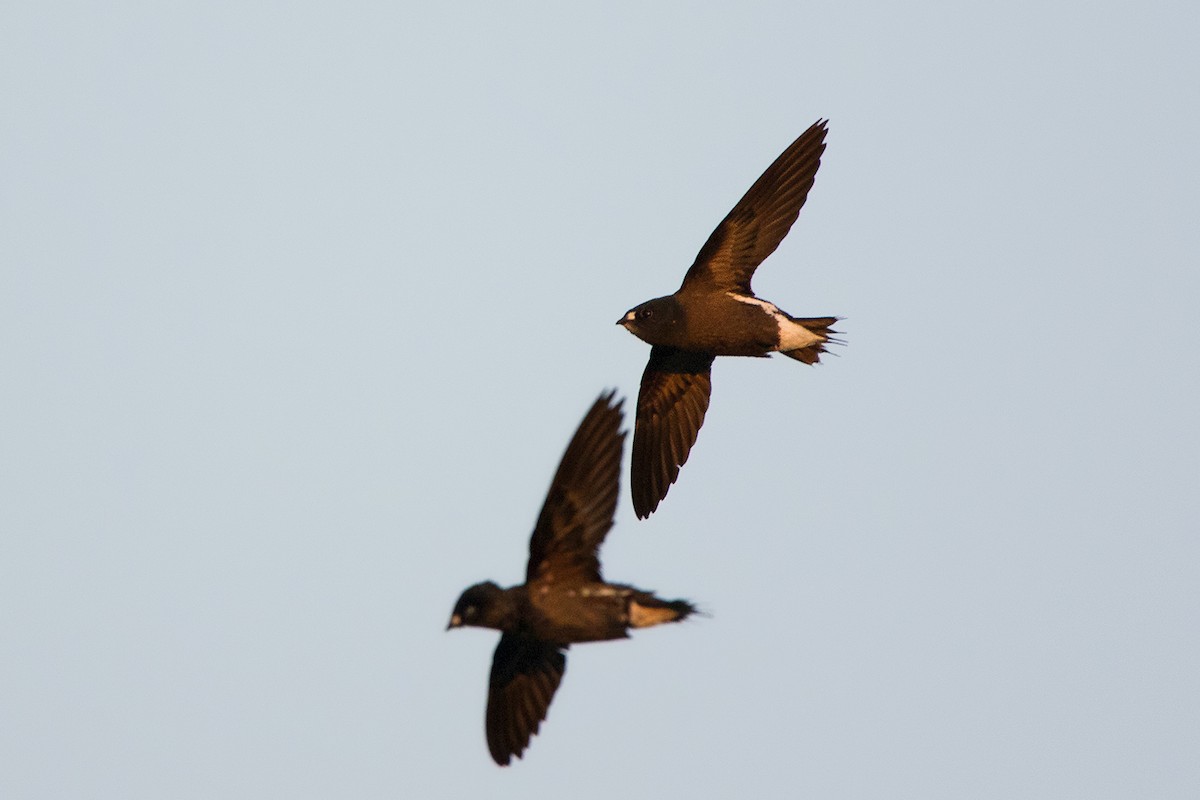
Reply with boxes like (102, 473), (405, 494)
(639, 307), (654, 320)
(465, 605), (477, 618)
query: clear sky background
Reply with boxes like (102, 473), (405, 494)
(3, 2), (1198, 798)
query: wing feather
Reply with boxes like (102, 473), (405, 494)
(680, 120), (828, 296)
(484, 634), (568, 766)
(631, 348), (715, 518)
(526, 392), (625, 584)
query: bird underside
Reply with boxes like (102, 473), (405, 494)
(726, 294), (837, 354)
(777, 314), (840, 363)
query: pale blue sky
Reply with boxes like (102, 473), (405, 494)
(3, 2), (1198, 798)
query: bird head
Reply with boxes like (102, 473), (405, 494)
(447, 581), (505, 630)
(616, 296), (681, 345)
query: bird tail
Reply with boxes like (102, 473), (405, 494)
(780, 316), (842, 365)
(628, 594), (697, 629)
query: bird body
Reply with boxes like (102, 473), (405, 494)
(447, 392), (695, 765)
(618, 119), (842, 518)
(452, 579), (692, 644)
(620, 291), (831, 357)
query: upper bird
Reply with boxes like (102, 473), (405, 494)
(446, 391), (696, 766)
(617, 119), (841, 519)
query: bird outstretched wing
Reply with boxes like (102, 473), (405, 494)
(631, 347), (715, 518)
(680, 119), (828, 296)
(526, 391), (625, 584)
(485, 634), (568, 766)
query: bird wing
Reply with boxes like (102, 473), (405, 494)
(679, 119), (828, 296)
(485, 634), (568, 766)
(525, 391), (625, 585)
(631, 347), (715, 519)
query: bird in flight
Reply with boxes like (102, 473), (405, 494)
(447, 391), (696, 765)
(617, 119), (841, 519)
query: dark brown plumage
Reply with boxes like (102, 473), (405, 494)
(447, 391), (696, 765)
(618, 119), (842, 518)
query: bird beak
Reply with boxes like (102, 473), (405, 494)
(446, 614), (462, 630)
(616, 311), (634, 327)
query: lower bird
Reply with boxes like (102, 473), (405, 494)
(447, 390), (696, 766)
(618, 119), (842, 518)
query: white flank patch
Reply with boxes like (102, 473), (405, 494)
(629, 601), (678, 628)
(728, 293), (823, 351)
